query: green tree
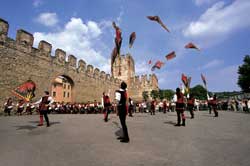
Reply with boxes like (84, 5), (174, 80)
(190, 85), (207, 100)
(150, 90), (159, 100)
(164, 89), (175, 100)
(142, 91), (149, 101)
(238, 55), (250, 92)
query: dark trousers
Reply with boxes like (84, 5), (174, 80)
(188, 105), (194, 118)
(4, 108), (11, 116)
(176, 109), (186, 125)
(119, 110), (129, 140)
(104, 107), (110, 122)
(41, 110), (50, 126)
(213, 106), (218, 117)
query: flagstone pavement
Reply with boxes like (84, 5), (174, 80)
(0, 111), (250, 166)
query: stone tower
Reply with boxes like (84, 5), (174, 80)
(111, 53), (135, 84)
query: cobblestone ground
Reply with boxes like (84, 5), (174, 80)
(0, 111), (250, 166)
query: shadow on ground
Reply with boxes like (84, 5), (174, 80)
(14, 125), (37, 131)
(164, 121), (176, 125)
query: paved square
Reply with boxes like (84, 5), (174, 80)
(0, 111), (250, 166)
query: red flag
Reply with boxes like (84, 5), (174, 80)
(151, 61), (164, 71)
(147, 16), (170, 32)
(181, 74), (188, 87)
(112, 21), (122, 55)
(148, 60), (152, 65)
(129, 32), (136, 48)
(201, 73), (207, 86)
(185, 42), (200, 51)
(165, 51), (176, 61)
(12, 80), (36, 102)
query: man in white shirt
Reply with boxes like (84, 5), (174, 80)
(34, 91), (54, 127)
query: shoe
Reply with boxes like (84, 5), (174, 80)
(47, 124), (50, 127)
(120, 139), (130, 143)
(37, 124), (43, 126)
(117, 136), (124, 140)
(182, 123), (186, 126)
(174, 124), (181, 126)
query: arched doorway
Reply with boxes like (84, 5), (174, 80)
(51, 75), (74, 103)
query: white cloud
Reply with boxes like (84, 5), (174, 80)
(184, 0), (250, 44)
(200, 59), (224, 70)
(33, 0), (43, 7)
(36, 12), (59, 27)
(34, 17), (111, 73)
(194, 0), (217, 6)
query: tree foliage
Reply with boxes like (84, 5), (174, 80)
(159, 89), (175, 100)
(142, 91), (149, 101)
(150, 90), (159, 100)
(238, 55), (250, 93)
(190, 85), (207, 100)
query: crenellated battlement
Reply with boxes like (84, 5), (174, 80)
(0, 17), (157, 103)
(0, 17), (122, 85)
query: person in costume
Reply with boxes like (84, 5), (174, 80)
(103, 92), (111, 122)
(187, 94), (195, 119)
(4, 97), (13, 116)
(34, 91), (54, 127)
(174, 88), (186, 126)
(16, 99), (25, 116)
(150, 100), (156, 115)
(212, 94), (218, 117)
(115, 81), (130, 143)
(128, 97), (134, 117)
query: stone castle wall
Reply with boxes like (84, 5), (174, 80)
(0, 17), (158, 107)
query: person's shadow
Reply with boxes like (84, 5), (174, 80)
(112, 121), (123, 138)
(28, 121), (61, 126)
(14, 125), (37, 131)
(164, 121), (176, 126)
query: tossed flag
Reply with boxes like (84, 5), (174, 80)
(12, 80), (36, 102)
(148, 60), (152, 65)
(129, 32), (136, 48)
(181, 74), (188, 87)
(112, 21), (122, 55)
(201, 73), (207, 86)
(185, 42), (200, 51)
(151, 61), (164, 71)
(147, 16), (170, 32)
(165, 51), (176, 61)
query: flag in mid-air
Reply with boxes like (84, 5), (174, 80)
(147, 15), (170, 32)
(165, 51), (176, 61)
(201, 73), (207, 86)
(151, 61), (164, 71)
(129, 32), (136, 48)
(148, 60), (152, 65)
(185, 42), (200, 51)
(181, 74), (188, 87)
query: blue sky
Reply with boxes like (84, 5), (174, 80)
(0, 0), (249, 92)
